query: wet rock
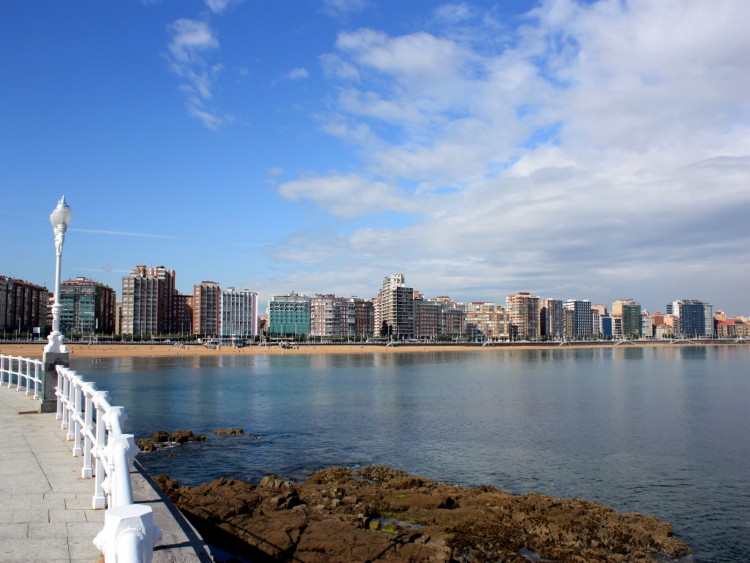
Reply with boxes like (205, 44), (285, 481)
(213, 428), (244, 436)
(155, 466), (692, 562)
(136, 429), (206, 452)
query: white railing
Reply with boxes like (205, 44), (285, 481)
(54, 365), (162, 563)
(0, 354), (43, 399)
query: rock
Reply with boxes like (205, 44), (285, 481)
(213, 428), (244, 436)
(136, 429), (206, 452)
(154, 466), (692, 562)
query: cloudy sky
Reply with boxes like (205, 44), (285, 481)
(1, 0), (748, 314)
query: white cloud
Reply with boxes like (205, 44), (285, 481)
(275, 0), (750, 310)
(204, 0), (241, 14)
(166, 19), (230, 129)
(168, 19), (218, 63)
(285, 67), (310, 80)
(278, 174), (417, 219)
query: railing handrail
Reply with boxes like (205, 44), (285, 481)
(0, 354), (43, 400)
(1, 354), (161, 562)
(52, 364), (162, 561)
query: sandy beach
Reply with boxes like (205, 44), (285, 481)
(0, 339), (736, 360)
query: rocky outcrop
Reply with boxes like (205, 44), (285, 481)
(136, 430), (206, 452)
(153, 465), (690, 562)
(213, 428), (244, 436)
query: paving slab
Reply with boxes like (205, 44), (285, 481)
(0, 387), (213, 563)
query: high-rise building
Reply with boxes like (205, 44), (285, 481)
(376, 274), (414, 339)
(269, 292), (311, 337)
(612, 299), (642, 338)
(465, 302), (505, 340)
(506, 292), (540, 339)
(175, 294), (194, 337)
(0, 276), (50, 337)
(669, 299), (709, 337)
(221, 288), (258, 338)
(414, 297), (440, 340)
(59, 277), (116, 335)
(121, 265), (177, 336)
(193, 281), (221, 337)
(563, 299), (592, 338)
(540, 298), (564, 339)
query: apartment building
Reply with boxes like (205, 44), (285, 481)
(540, 298), (564, 339)
(269, 292), (311, 337)
(563, 299), (592, 338)
(59, 276), (115, 335)
(0, 276), (50, 336)
(506, 292), (540, 339)
(221, 287), (258, 338)
(465, 302), (505, 340)
(193, 281), (221, 338)
(121, 265), (177, 336)
(376, 274), (414, 339)
(611, 299), (642, 338)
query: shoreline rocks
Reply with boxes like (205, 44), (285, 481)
(153, 465), (691, 562)
(136, 430), (206, 452)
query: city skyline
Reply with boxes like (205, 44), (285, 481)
(2, 1), (748, 315)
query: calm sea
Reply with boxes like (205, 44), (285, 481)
(73, 345), (750, 561)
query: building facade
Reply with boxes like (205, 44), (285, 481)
(59, 277), (116, 335)
(221, 287), (258, 338)
(121, 265), (177, 336)
(269, 293), (311, 337)
(563, 299), (592, 338)
(376, 274), (414, 339)
(506, 292), (540, 339)
(540, 298), (564, 339)
(612, 299), (642, 338)
(193, 281), (221, 338)
(0, 276), (50, 337)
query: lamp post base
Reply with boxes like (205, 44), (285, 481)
(41, 350), (69, 413)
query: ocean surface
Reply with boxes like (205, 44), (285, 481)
(73, 345), (750, 561)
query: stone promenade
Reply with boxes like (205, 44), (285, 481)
(0, 387), (213, 563)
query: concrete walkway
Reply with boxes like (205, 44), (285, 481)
(0, 387), (213, 563)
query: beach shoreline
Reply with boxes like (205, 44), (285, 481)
(0, 339), (742, 359)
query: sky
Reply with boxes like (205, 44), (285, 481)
(1, 0), (749, 315)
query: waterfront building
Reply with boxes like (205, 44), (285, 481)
(465, 302), (505, 341)
(221, 287), (258, 338)
(310, 294), (339, 337)
(591, 304), (608, 317)
(591, 308), (601, 337)
(415, 297), (441, 340)
(121, 265), (177, 337)
(269, 292), (311, 337)
(352, 298), (375, 338)
(600, 314), (613, 337)
(717, 318), (750, 338)
(0, 276), (50, 337)
(176, 293), (194, 338)
(376, 274), (414, 339)
(193, 281), (221, 338)
(612, 299), (642, 338)
(540, 299), (564, 339)
(563, 299), (593, 338)
(703, 303), (714, 338)
(669, 299), (709, 337)
(114, 301), (122, 335)
(59, 277), (115, 335)
(641, 314), (654, 338)
(434, 297), (465, 338)
(506, 292), (540, 339)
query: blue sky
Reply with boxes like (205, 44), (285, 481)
(2, 0), (748, 315)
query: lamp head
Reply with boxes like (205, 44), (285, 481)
(50, 195), (72, 228)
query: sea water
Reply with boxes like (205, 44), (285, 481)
(74, 345), (750, 561)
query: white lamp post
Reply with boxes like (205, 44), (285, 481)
(41, 196), (72, 412)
